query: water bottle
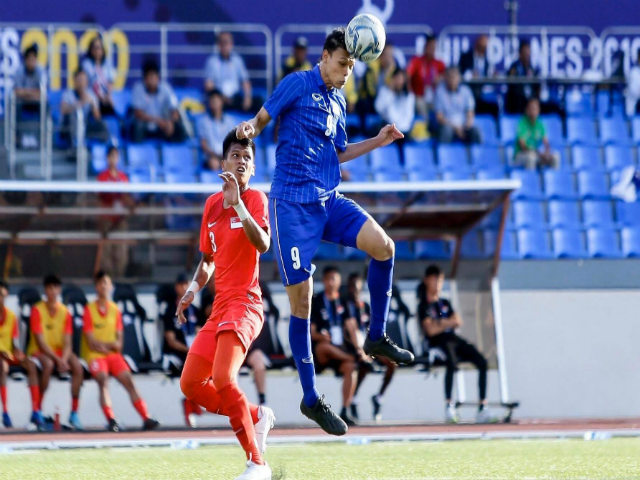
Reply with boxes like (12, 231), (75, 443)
(54, 406), (61, 431)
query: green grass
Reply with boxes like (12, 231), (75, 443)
(3, 438), (640, 480)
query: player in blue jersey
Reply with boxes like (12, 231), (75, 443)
(236, 28), (414, 436)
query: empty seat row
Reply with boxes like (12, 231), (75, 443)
(510, 200), (640, 229)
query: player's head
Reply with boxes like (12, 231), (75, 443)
(106, 145), (119, 170)
(43, 274), (62, 302)
(320, 28), (355, 90)
(293, 36), (308, 64)
(347, 272), (363, 296)
(94, 270), (113, 298)
(444, 66), (461, 91)
(142, 59), (160, 92)
(475, 34), (489, 54)
(222, 130), (256, 188)
(74, 69), (88, 91)
(207, 89), (224, 116)
(23, 44), (38, 71)
(423, 34), (437, 58)
(525, 97), (540, 121)
(0, 279), (8, 304)
(174, 273), (189, 298)
(322, 265), (342, 294)
(424, 265), (444, 295)
(519, 39), (531, 63)
(217, 32), (234, 58)
(87, 34), (106, 64)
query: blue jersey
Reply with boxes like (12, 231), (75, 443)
(264, 66), (347, 203)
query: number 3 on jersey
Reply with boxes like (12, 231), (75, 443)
(209, 231), (217, 253)
(290, 246), (301, 270)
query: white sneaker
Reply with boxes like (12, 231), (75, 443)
(611, 166), (638, 203)
(254, 405), (275, 454)
(234, 461), (271, 480)
(445, 404), (459, 424)
(476, 408), (497, 424)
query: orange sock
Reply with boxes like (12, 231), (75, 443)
(102, 405), (115, 421)
(180, 354), (225, 415)
(219, 382), (263, 464)
(250, 404), (259, 424)
(0, 385), (7, 413)
(133, 399), (149, 420)
(29, 385), (40, 412)
(71, 396), (79, 413)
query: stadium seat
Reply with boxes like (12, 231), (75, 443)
(415, 240), (450, 259)
(457, 230), (485, 258)
(91, 143), (108, 174)
(567, 117), (597, 144)
(200, 170), (223, 183)
(577, 171), (610, 199)
(394, 241), (414, 260)
(404, 143), (436, 172)
(510, 169), (544, 200)
(552, 228), (588, 258)
(600, 116), (631, 145)
(315, 242), (342, 259)
(165, 172), (197, 183)
(474, 115), (499, 145)
(470, 145), (502, 170)
(615, 201), (640, 226)
(62, 284), (88, 356)
(631, 116), (640, 144)
(437, 144), (469, 171)
(442, 169), (473, 181)
(572, 145), (603, 171)
(265, 144), (277, 174)
(548, 200), (581, 229)
(129, 171), (152, 183)
(621, 226), (640, 257)
(111, 89), (132, 117)
(407, 168), (438, 181)
(586, 228), (623, 258)
(517, 229), (554, 259)
(540, 114), (565, 145)
(483, 229), (518, 259)
(103, 117), (121, 144)
(127, 144), (160, 178)
(565, 87), (593, 117)
(344, 246), (367, 260)
(373, 170), (404, 182)
(513, 200), (546, 229)
(161, 144), (196, 175)
(543, 170), (577, 200)
(480, 207), (504, 229)
(476, 167), (507, 180)
(370, 145), (402, 173)
(342, 155), (370, 181)
(604, 145), (634, 171)
(499, 115), (520, 144)
(582, 200), (616, 228)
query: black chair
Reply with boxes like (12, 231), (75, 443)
(62, 284), (88, 357)
(17, 287), (41, 349)
(258, 282), (293, 369)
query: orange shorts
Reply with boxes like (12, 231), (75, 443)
(88, 353), (130, 378)
(189, 303), (263, 364)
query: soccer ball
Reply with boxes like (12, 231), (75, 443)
(345, 14), (386, 63)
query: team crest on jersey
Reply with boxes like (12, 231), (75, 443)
(230, 216), (243, 229)
(311, 93), (323, 102)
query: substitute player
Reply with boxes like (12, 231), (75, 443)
(179, 131), (275, 480)
(27, 274), (84, 429)
(236, 28), (414, 435)
(82, 271), (158, 432)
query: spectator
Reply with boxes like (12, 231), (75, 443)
(611, 166), (640, 203)
(197, 89), (235, 171)
(505, 39), (540, 114)
(61, 69), (110, 143)
(130, 59), (187, 143)
(434, 67), (481, 144)
(282, 36), (312, 77)
(81, 270), (159, 432)
(418, 265), (493, 424)
(374, 67), (415, 139)
(27, 274), (84, 430)
(310, 266), (358, 426)
(407, 35), (445, 114)
(625, 50), (640, 116)
(162, 273), (205, 428)
(356, 43), (399, 123)
(204, 32), (254, 111)
(81, 35), (116, 115)
(344, 273), (396, 423)
(13, 44), (47, 148)
(514, 98), (559, 169)
(458, 35), (499, 116)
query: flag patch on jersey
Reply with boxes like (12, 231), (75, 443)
(230, 216), (243, 229)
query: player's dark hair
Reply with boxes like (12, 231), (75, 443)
(323, 28), (348, 54)
(425, 34), (437, 44)
(222, 130), (256, 161)
(0, 279), (9, 292)
(142, 58), (160, 77)
(43, 274), (62, 287)
(107, 145), (119, 156)
(526, 96), (540, 108)
(23, 44), (38, 58)
(348, 272), (362, 284)
(323, 265), (340, 277)
(519, 38), (531, 52)
(94, 270), (110, 283)
(424, 265), (442, 278)
(208, 88), (223, 99)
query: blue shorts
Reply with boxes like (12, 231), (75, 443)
(269, 191), (370, 286)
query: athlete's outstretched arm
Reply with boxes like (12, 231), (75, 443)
(338, 124), (404, 164)
(236, 107), (272, 140)
(176, 254), (215, 324)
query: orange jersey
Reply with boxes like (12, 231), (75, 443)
(199, 188), (269, 315)
(27, 301), (72, 356)
(0, 306), (18, 357)
(81, 300), (123, 362)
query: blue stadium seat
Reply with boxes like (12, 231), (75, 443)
(474, 115), (499, 145)
(513, 201), (546, 229)
(621, 227), (640, 257)
(604, 145), (634, 171)
(394, 241), (414, 260)
(371, 145), (403, 174)
(571, 145), (602, 171)
(111, 90), (132, 117)
(615, 201), (640, 226)
(483, 229), (518, 259)
(582, 200), (616, 228)
(404, 143), (436, 172)
(470, 145), (502, 170)
(632, 117), (640, 144)
(103, 117), (121, 144)
(161, 145), (196, 175)
(480, 207), (504, 229)
(442, 169), (473, 181)
(344, 246), (367, 260)
(577, 171), (610, 199)
(565, 87), (593, 117)
(552, 229), (587, 258)
(91, 143), (108, 174)
(517, 229), (553, 259)
(342, 155), (370, 181)
(600, 116), (631, 145)
(499, 115), (520, 144)
(165, 172), (197, 183)
(200, 170), (223, 184)
(586, 228), (622, 258)
(129, 171), (152, 183)
(373, 170), (404, 182)
(548, 200), (581, 229)
(437, 145), (468, 171)
(510, 170), (544, 200)
(265, 144), (277, 174)
(315, 242), (342, 259)
(543, 170), (577, 200)
(415, 240), (450, 259)
(407, 168), (438, 181)
(126, 144), (160, 179)
(476, 167), (507, 180)
(567, 117), (597, 144)
(540, 114), (564, 145)
(457, 230), (485, 258)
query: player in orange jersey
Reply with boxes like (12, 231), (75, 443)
(178, 131), (275, 480)
(27, 274), (84, 429)
(82, 271), (159, 432)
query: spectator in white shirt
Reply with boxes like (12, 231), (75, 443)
(374, 67), (415, 137)
(81, 35), (116, 116)
(626, 50), (640, 116)
(197, 89), (235, 171)
(13, 44), (47, 148)
(61, 69), (109, 143)
(434, 67), (481, 144)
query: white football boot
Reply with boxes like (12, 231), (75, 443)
(234, 460), (272, 480)
(445, 403), (460, 424)
(254, 405), (276, 454)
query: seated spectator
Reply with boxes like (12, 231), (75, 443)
(282, 36), (312, 77)
(197, 89), (235, 171)
(505, 39), (540, 114)
(418, 265), (493, 424)
(407, 35), (445, 115)
(204, 32), (256, 112)
(374, 67), (415, 139)
(310, 266), (358, 426)
(61, 69), (110, 143)
(434, 67), (481, 144)
(626, 50), (640, 116)
(514, 98), (559, 169)
(458, 34), (499, 117)
(130, 59), (187, 143)
(13, 44), (47, 148)
(82, 35), (116, 116)
(356, 43), (399, 123)
(162, 273), (205, 427)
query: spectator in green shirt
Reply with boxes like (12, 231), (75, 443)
(514, 98), (559, 169)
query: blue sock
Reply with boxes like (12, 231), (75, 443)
(289, 315), (320, 407)
(367, 257), (394, 341)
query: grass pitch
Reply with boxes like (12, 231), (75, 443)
(3, 438), (639, 480)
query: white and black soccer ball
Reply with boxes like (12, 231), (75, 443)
(345, 13), (386, 63)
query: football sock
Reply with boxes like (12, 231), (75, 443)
(0, 385), (7, 413)
(29, 385), (40, 413)
(219, 382), (263, 464)
(367, 257), (394, 340)
(289, 315), (320, 407)
(102, 405), (115, 421)
(133, 399), (149, 420)
(258, 393), (266, 405)
(180, 354), (225, 415)
(71, 396), (79, 413)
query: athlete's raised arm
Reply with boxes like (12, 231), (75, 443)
(176, 254), (215, 324)
(236, 107), (272, 140)
(338, 123), (404, 164)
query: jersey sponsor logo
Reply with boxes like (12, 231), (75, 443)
(230, 216), (243, 229)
